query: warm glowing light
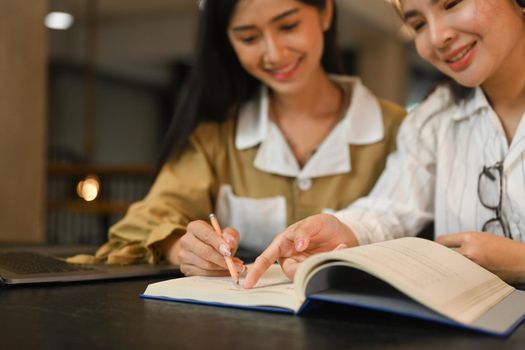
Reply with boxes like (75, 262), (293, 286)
(45, 12), (74, 30)
(76, 175), (100, 202)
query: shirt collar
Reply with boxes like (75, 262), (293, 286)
(235, 86), (269, 150)
(454, 87), (490, 121)
(454, 86), (525, 170)
(340, 76), (384, 145)
(235, 76), (384, 150)
(235, 76), (386, 178)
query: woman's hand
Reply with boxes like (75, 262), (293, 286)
(437, 232), (525, 284)
(158, 220), (245, 276)
(243, 214), (358, 288)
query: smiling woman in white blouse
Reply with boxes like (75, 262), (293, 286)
(245, 0), (525, 288)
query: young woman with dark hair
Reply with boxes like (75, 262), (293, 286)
(73, 0), (405, 277)
(159, 0), (346, 165)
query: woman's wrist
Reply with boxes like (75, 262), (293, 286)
(511, 242), (525, 284)
(153, 233), (181, 264)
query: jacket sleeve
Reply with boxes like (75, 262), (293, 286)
(68, 123), (222, 265)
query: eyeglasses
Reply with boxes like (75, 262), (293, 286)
(477, 161), (510, 238)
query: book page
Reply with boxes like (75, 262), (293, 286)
(144, 264), (301, 312)
(295, 237), (514, 324)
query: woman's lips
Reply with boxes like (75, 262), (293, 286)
(444, 42), (477, 71)
(265, 58), (301, 81)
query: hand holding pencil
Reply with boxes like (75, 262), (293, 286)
(209, 213), (240, 285)
(158, 215), (244, 278)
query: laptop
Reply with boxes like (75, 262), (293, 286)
(0, 247), (180, 285)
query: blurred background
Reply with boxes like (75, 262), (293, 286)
(0, 0), (439, 246)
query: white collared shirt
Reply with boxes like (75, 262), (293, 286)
(335, 85), (525, 244)
(235, 76), (384, 180)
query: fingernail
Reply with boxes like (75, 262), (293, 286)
(219, 244), (231, 257)
(223, 233), (235, 245)
(334, 243), (347, 251)
(235, 263), (245, 273)
(295, 239), (305, 251)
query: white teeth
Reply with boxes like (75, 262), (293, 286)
(268, 61), (298, 74)
(272, 66), (293, 74)
(448, 45), (472, 63)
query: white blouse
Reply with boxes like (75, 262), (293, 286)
(335, 85), (525, 244)
(235, 76), (385, 178)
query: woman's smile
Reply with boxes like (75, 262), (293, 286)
(264, 57), (303, 81)
(443, 41), (477, 71)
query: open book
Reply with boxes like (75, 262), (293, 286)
(141, 237), (525, 336)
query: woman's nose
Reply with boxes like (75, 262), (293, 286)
(262, 34), (287, 67)
(428, 16), (456, 49)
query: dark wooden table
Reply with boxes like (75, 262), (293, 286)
(1, 274), (525, 350)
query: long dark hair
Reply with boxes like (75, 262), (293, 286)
(157, 0), (345, 170)
(443, 79), (475, 104)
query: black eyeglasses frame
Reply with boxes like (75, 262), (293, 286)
(477, 161), (510, 238)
